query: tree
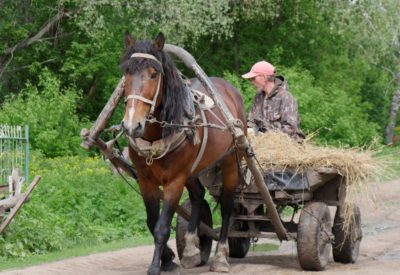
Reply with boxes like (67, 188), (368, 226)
(323, 0), (400, 144)
(0, 0), (244, 111)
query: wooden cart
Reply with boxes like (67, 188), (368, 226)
(175, 167), (362, 270)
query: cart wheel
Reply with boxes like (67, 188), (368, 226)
(176, 199), (213, 266)
(297, 202), (332, 271)
(228, 219), (251, 258)
(332, 204), (362, 263)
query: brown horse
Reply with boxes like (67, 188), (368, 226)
(120, 32), (246, 275)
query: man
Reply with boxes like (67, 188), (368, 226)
(242, 61), (304, 140)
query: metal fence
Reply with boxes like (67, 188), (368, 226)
(0, 125), (29, 185)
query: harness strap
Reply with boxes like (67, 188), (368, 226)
(125, 94), (154, 105)
(126, 53), (163, 118)
(130, 53), (163, 71)
(190, 107), (208, 173)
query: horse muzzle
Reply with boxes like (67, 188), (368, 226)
(121, 120), (144, 138)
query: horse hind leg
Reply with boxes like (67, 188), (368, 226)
(180, 179), (205, 269)
(210, 153), (239, 273)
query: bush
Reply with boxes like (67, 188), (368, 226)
(0, 69), (87, 157)
(282, 67), (381, 146)
(0, 153), (147, 258)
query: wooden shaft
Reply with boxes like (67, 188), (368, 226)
(80, 77), (125, 150)
(237, 134), (288, 241)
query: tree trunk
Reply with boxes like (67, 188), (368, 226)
(385, 77), (400, 144)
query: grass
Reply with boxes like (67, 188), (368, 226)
(0, 235), (153, 271)
(250, 242), (279, 253)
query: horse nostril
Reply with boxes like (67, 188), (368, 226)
(133, 122), (143, 137)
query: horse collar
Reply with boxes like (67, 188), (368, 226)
(128, 130), (187, 165)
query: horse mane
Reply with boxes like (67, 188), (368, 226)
(120, 40), (193, 137)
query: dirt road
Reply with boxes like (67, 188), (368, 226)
(2, 179), (400, 275)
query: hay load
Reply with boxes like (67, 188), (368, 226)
(250, 131), (378, 186)
(249, 131), (386, 233)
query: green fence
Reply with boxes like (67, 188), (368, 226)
(0, 125), (29, 185)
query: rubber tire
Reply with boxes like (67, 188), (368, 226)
(297, 202), (332, 271)
(176, 199), (213, 266)
(228, 233), (250, 258)
(332, 204), (362, 263)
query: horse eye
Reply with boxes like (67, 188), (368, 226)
(150, 72), (158, 79)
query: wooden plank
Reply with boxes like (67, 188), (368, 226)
(0, 195), (21, 209)
(307, 170), (339, 191)
(0, 176), (41, 235)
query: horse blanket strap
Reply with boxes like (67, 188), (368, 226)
(128, 130), (187, 165)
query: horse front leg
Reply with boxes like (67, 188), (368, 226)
(181, 178), (205, 268)
(210, 154), (239, 273)
(139, 182), (178, 275)
(148, 180), (185, 275)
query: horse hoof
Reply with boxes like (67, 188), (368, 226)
(161, 261), (180, 273)
(161, 263), (181, 275)
(210, 257), (229, 273)
(181, 251), (201, 269)
(147, 267), (160, 275)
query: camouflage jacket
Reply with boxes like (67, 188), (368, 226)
(248, 76), (304, 140)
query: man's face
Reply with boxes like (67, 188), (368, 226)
(250, 74), (265, 93)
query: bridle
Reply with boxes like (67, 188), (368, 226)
(124, 53), (163, 119)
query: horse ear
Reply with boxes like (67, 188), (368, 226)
(124, 31), (136, 48)
(153, 32), (165, 50)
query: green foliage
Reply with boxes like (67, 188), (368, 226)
(0, 69), (86, 157)
(222, 71), (255, 112)
(282, 67), (381, 146)
(359, 69), (391, 134)
(0, 153), (147, 259)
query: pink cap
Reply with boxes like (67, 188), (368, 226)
(242, 61), (275, 79)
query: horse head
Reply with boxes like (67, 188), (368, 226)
(120, 32), (165, 138)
